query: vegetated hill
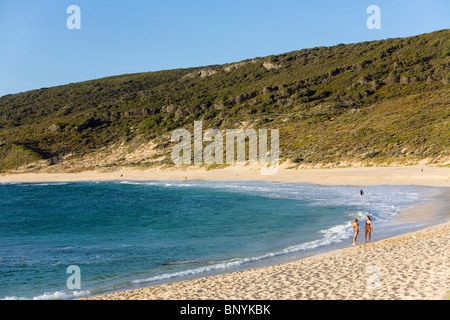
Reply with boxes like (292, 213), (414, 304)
(0, 29), (449, 172)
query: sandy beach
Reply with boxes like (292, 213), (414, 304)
(1, 163), (449, 187)
(82, 221), (449, 300)
(1, 164), (449, 300)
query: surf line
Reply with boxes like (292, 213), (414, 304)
(170, 120), (279, 175)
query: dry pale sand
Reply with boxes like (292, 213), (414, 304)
(1, 163), (449, 187)
(83, 222), (449, 300)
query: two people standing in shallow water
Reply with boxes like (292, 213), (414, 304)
(352, 215), (373, 245)
(352, 189), (373, 245)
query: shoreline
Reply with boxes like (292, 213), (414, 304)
(77, 187), (448, 300)
(394, 187), (450, 225)
(76, 174), (447, 300)
(1, 164), (450, 187)
(1, 165), (448, 300)
(82, 220), (449, 300)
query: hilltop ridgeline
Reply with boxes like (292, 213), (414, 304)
(0, 29), (449, 172)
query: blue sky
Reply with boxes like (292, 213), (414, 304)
(0, 0), (448, 97)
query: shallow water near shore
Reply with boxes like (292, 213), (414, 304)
(0, 180), (446, 300)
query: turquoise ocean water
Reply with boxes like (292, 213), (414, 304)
(0, 180), (442, 299)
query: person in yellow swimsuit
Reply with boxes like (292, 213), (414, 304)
(352, 219), (359, 245)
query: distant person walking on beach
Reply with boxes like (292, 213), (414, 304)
(360, 189), (364, 196)
(352, 219), (359, 245)
(364, 215), (373, 243)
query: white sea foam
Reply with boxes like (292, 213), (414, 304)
(2, 290), (90, 300)
(1, 180), (435, 299)
(132, 221), (355, 286)
(116, 181), (430, 224)
(0, 182), (70, 187)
